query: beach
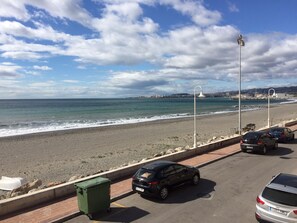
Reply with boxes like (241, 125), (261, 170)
(0, 103), (297, 191)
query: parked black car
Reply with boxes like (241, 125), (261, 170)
(132, 160), (200, 200)
(268, 127), (295, 143)
(240, 131), (278, 154)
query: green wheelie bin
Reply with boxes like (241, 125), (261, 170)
(74, 177), (111, 219)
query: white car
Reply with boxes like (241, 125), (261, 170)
(256, 173), (297, 223)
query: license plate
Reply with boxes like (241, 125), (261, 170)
(270, 207), (288, 216)
(136, 187), (144, 192)
(246, 146), (253, 149)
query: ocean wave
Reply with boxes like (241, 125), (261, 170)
(0, 106), (263, 137)
(0, 113), (191, 137)
(280, 99), (297, 104)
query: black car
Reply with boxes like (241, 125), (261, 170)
(240, 131), (278, 154)
(132, 160), (200, 200)
(268, 127), (295, 143)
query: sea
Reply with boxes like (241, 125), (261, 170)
(0, 97), (295, 138)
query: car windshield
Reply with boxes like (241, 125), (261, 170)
(135, 168), (155, 180)
(262, 187), (297, 206)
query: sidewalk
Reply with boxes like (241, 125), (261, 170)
(1, 124), (296, 223)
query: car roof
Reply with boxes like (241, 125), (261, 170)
(267, 173), (297, 194)
(243, 131), (265, 136)
(269, 127), (286, 131)
(141, 160), (176, 171)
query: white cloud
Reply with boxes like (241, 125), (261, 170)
(0, 0), (30, 21)
(160, 0), (221, 26)
(0, 21), (71, 42)
(29, 81), (55, 88)
(0, 63), (23, 78)
(228, 2), (239, 12)
(33, 65), (52, 71)
(0, 0), (296, 98)
(63, 80), (79, 83)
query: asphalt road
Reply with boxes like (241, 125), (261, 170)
(66, 140), (297, 223)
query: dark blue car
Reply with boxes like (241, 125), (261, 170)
(268, 127), (295, 143)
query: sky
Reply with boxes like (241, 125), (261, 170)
(0, 0), (297, 99)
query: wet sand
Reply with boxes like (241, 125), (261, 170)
(0, 103), (296, 188)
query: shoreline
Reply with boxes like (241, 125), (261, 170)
(0, 103), (297, 195)
(0, 100), (284, 139)
(0, 106), (263, 140)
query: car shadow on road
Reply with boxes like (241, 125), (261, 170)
(266, 146), (294, 156)
(239, 146), (294, 157)
(90, 206), (150, 222)
(281, 138), (297, 144)
(142, 178), (216, 204)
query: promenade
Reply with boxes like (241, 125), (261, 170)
(1, 124), (296, 223)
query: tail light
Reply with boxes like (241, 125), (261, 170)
(293, 210), (297, 215)
(240, 139), (243, 144)
(256, 196), (265, 205)
(257, 140), (263, 145)
(149, 181), (159, 186)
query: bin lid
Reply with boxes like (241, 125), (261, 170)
(75, 177), (110, 189)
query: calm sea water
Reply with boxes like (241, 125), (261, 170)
(0, 97), (288, 137)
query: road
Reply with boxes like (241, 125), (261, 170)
(66, 140), (297, 223)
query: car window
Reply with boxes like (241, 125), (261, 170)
(262, 187), (297, 206)
(162, 165), (176, 177)
(244, 132), (261, 140)
(136, 169), (155, 180)
(270, 128), (282, 133)
(173, 165), (186, 174)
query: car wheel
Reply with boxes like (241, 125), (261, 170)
(261, 146), (267, 155)
(159, 187), (169, 200)
(192, 174), (200, 185)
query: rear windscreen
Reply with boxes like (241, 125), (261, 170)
(262, 187), (297, 206)
(136, 169), (155, 180)
(244, 132), (260, 140)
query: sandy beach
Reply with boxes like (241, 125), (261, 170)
(0, 103), (297, 191)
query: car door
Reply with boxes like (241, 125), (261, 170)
(265, 134), (275, 148)
(173, 164), (191, 185)
(286, 128), (293, 139)
(161, 165), (178, 187)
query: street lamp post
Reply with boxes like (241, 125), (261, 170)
(268, 88), (276, 128)
(237, 34), (245, 135)
(193, 85), (204, 148)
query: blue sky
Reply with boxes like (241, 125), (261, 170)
(0, 0), (297, 99)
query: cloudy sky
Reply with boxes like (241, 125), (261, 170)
(0, 0), (297, 99)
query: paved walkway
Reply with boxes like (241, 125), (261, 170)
(1, 124), (296, 223)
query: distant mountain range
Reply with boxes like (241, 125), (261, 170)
(226, 86), (297, 96)
(160, 85), (297, 98)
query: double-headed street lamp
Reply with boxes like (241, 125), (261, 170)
(267, 88), (276, 128)
(193, 85), (204, 148)
(237, 34), (245, 135)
